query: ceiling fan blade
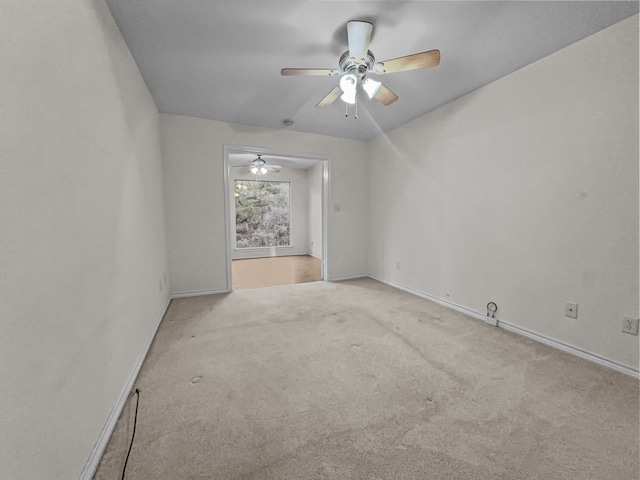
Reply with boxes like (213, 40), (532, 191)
(315, 86), (342, 108)
(374, 84), (399, 106)
(374, 49), (441, 74)
(281, 68), (339, 76)
(347, 20), (373, 63)
(267, 165), (283, 171)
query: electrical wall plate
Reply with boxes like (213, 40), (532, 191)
(622, 317), (639, 336)
(564, 302), (578, 319)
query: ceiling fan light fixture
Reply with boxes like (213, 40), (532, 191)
(282, 20), (442, 113)
(363, 77), (381, 99)
(250, 164), (268, 176)
(340, 91), (356, 105)
(339, 73), (357, 104)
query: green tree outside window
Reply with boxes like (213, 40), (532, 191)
(235, 180), (290, 248)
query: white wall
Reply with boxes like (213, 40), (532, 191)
(230, 166), (309, 259)
(0, 1), (169, 479)
(307, 162), (324, 259)
(161, 114), (368, 295)
(367, 15), (639, 370)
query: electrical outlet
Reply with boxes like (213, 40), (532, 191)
(395, 262), (400, 270)
(564, 302), (578, 319)
(622, 317), (639, 336)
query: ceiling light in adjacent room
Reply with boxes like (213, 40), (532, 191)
(250, 165), (268, 175)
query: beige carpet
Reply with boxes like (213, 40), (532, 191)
(94, 279), (639, 479)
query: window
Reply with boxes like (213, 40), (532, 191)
(234, 180), (290, 248)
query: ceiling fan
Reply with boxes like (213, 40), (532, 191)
(249, 154), (282, 175)
(281, 20), (440, 108)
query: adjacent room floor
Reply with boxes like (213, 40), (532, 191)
(94, 279), (639, 480)
(232, 255), (322, 290)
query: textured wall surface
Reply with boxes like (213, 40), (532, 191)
(0, 1), (169, 478)
(367, 15), (639, 370)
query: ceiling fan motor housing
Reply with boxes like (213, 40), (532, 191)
(339, 50), (376, 77)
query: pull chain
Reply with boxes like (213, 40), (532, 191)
(344, 95), (358, 119)
(345, 101), (358, 119)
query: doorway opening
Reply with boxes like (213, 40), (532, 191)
(223, 146), (329, 290)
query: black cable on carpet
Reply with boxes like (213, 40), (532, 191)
(121, 388), (140, 480)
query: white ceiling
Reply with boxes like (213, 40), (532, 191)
(105, 1), (638, 141)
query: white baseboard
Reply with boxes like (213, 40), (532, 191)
(79, 297), (171, 480)
(368, 274), (485, 321)
(496, 321), (639, 378)
(330, 273), (369, 282)
(170, 288), (229, 298)
(368, 274), (639, 379)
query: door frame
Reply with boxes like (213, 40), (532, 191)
(223, 145), (330, 291)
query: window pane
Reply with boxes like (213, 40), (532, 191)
(235, 180), (290, 248)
